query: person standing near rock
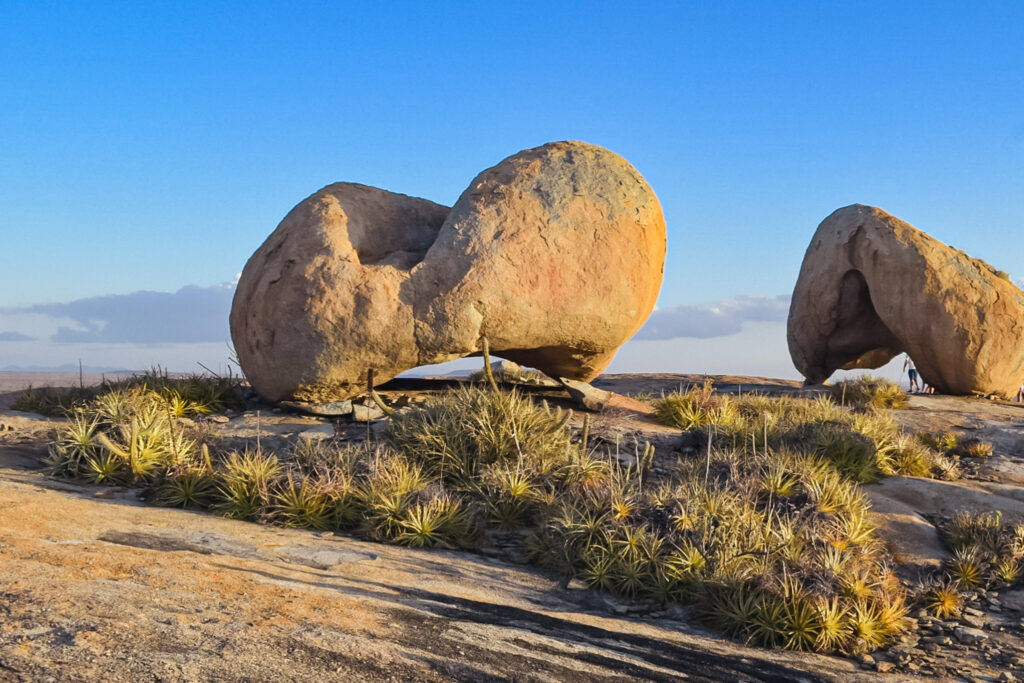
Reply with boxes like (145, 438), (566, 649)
(1017, 384), (1023, 402)
(903, 354), (921, 393)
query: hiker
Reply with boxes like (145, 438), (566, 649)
(1017, 384), (1024, 403)
(902, 354), (921, 393)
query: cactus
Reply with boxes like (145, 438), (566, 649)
(481, 336), (500, 392)
(580, 413), (591, 456)
(371, 389), (396, 417)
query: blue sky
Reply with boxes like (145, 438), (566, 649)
(1, 2), (1022, 377)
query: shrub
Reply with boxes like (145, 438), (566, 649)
(13, 385), (92, 416)
(216, 450), (279, 520)
(12, 369), (243, 418)
(387, 386), (573, 485)
(831, 377), (908, 410)
(39, 378), (953, 656)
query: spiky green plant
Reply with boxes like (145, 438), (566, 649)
(159, 469), (216, 508)
(394, 494), (473, 548)
(926, 582), (963, 618)
(945, 511), (1003, 554)
(580, 547), (618, 593)
(216, 450), (279, 520)
(964, 440), (994, 458)
(562, 450), (610, 489)
(82, 450), (128, 485)
(813, 426), (880, 483)
(997, 558), (1022, 583)
(781, 586), (820, 651)
(95, 416), (171, 482)
(653, 382), (708, 429)
(832, 377), (908, 410)
(814, 598), (850, 652)
(273, 475), (333, 530)
(947, 547), (983, 587)
(760, 466), (800, 498)
(849, 601), (887, 652)
(45, 412), (102, 477)
(13, 385), (85, 416)
(387, 386), (573, 485)
(707, 582), (760, 638)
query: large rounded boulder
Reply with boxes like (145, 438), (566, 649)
(788, 204), (1024, 397)
(231, 141), (666, 401)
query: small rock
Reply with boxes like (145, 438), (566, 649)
(208, 415), (230, 423)
(1001, 589), (1024, 612)
(664, 603), (691, 621)
(954, 626), (988, 643)
(923, 635), (953, 646)
(999, 673), (1017, 683)
(604, 597), (630, 616)
(558, 377), (612, 412)
(297, 425), (334, 441)
(93, 489), (116, 499)
(352, 404), (385, 422)
(876, 661), (895, 673)
(961, 613), (987, 629)
(858, 654), (875, 669)
(566, 579), (588, 591)
(280, 400), (353, 417)
(964, 606), (984, 617)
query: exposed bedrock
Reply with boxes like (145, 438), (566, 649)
(787, 204), (1024, 397)
(230, 141), (667, 401)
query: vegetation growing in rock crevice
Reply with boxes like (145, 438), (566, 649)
(653, 379), (958, 483)
(37, 375), (1005, 657)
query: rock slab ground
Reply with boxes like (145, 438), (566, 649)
(5, 374), (1024, 680)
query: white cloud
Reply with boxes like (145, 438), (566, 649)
(610, 321), (799, 378)
(634, 295), (790, 340)
(0, 283), (235, 345)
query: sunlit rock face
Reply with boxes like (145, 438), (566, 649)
(787, 204), (1024, 397)
(231, 141), (667, 402)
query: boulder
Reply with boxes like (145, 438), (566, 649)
(231, 141), (666, 401)
(788, 204), (1024, 397)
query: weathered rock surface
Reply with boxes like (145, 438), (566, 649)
(231, 141), (666, 402)
(788, 204), (1024, 396)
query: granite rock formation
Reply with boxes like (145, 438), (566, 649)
(788, 204), (1024, 397)
(231, 141), (666, 401)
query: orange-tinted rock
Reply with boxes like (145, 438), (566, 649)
(231, 142), (666, 401)
(788, 204), (1024, 397)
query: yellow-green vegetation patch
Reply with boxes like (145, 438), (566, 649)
(42, 380), (936, 656)
(830, 377), (909, 410)
(652, 380), (960, 483)
(911, 511), (1024, 622)
(14, 368), (242, 417)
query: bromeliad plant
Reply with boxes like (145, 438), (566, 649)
(653, 380), (962, 483)
(41, 374), (928, 656)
